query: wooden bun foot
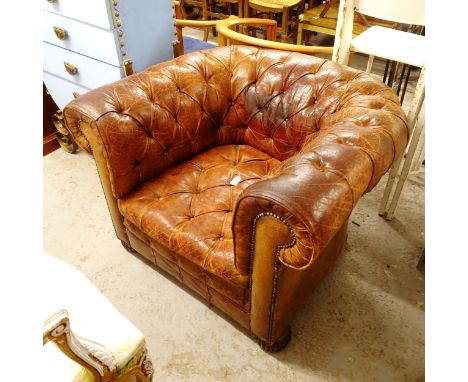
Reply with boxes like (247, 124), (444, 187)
(256, 325), (292, 352)
(121, 240), (137, 253)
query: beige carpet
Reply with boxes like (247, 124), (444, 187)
(44, 148), (424, 381)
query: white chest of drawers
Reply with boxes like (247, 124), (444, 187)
(43, 0), (176, 111)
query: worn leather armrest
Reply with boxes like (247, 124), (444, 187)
(233, 105), (409, 275)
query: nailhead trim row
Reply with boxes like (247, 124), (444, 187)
(109, 0), (126, 57)
(248, 212), (296, 344)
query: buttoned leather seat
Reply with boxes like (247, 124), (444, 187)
(63, 46), (408, 351)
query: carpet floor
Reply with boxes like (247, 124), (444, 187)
(43, 147), (424, 381)
(183, 36), (216, 54)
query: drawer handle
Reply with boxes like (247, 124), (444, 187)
(64, 62), (78, 75)
(53, 26), (67, 40)
(47, 0), (57, 3)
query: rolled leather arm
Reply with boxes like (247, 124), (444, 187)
(233, 98), (408, 275)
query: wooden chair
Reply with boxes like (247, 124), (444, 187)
(204, 0), (245, 41)
(174, 1), (333, 57)
(179, 0), (244, 41)
(179, 0), (211, 41)
(206, 1), (245, 22)
(42, 253), (153, 381)
(297, 0), (375, 46)
(174, 1), (219, 56)
(216, 16), (333, 55)
(333, 0), (425, 220)
(244, 0), (306, 42)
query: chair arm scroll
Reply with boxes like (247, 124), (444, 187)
(232, 148), (362, 275)
(43, 310), (116, 381)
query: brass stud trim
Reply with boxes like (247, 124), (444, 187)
(109, 0), (127, 59)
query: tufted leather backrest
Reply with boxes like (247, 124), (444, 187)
(64, 46), (406, 198)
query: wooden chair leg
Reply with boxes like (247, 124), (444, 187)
(297, 22), (304, 45)
(289, 2), (304, 43)
(251, 8), (258, 38)
(411, 126), (425, 172)
(238, 0), (243, 17)
(202, 0), (210, 41)
(378, 153), (404, 216)
(380, 67), (425, 220)
(405, 66), (426, 129)
(179, 0), (189, 19)
(385, 104), (425, 220)
(366, 55), (374, 73)
(236, 0), (245, 34)
(281, 6), (289, 42)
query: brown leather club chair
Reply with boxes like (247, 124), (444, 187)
(63, 46), (408, 351)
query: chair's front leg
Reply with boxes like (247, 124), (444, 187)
(281, 6), (289, 42)
(44, 310), (154, 382)
(115, 350), (154, 382)
(43, 310), (116, 382)
(379, 66), (425, 219)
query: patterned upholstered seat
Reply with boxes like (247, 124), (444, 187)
(42, 253), (153, 381)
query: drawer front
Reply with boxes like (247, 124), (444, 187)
(43, 72), (91, 110)
(43, 11), (121, 66)
(43, 0), (112, 29)
(43, 42), (123, 90)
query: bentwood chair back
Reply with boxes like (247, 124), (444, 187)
(216, 17), (333, 55)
